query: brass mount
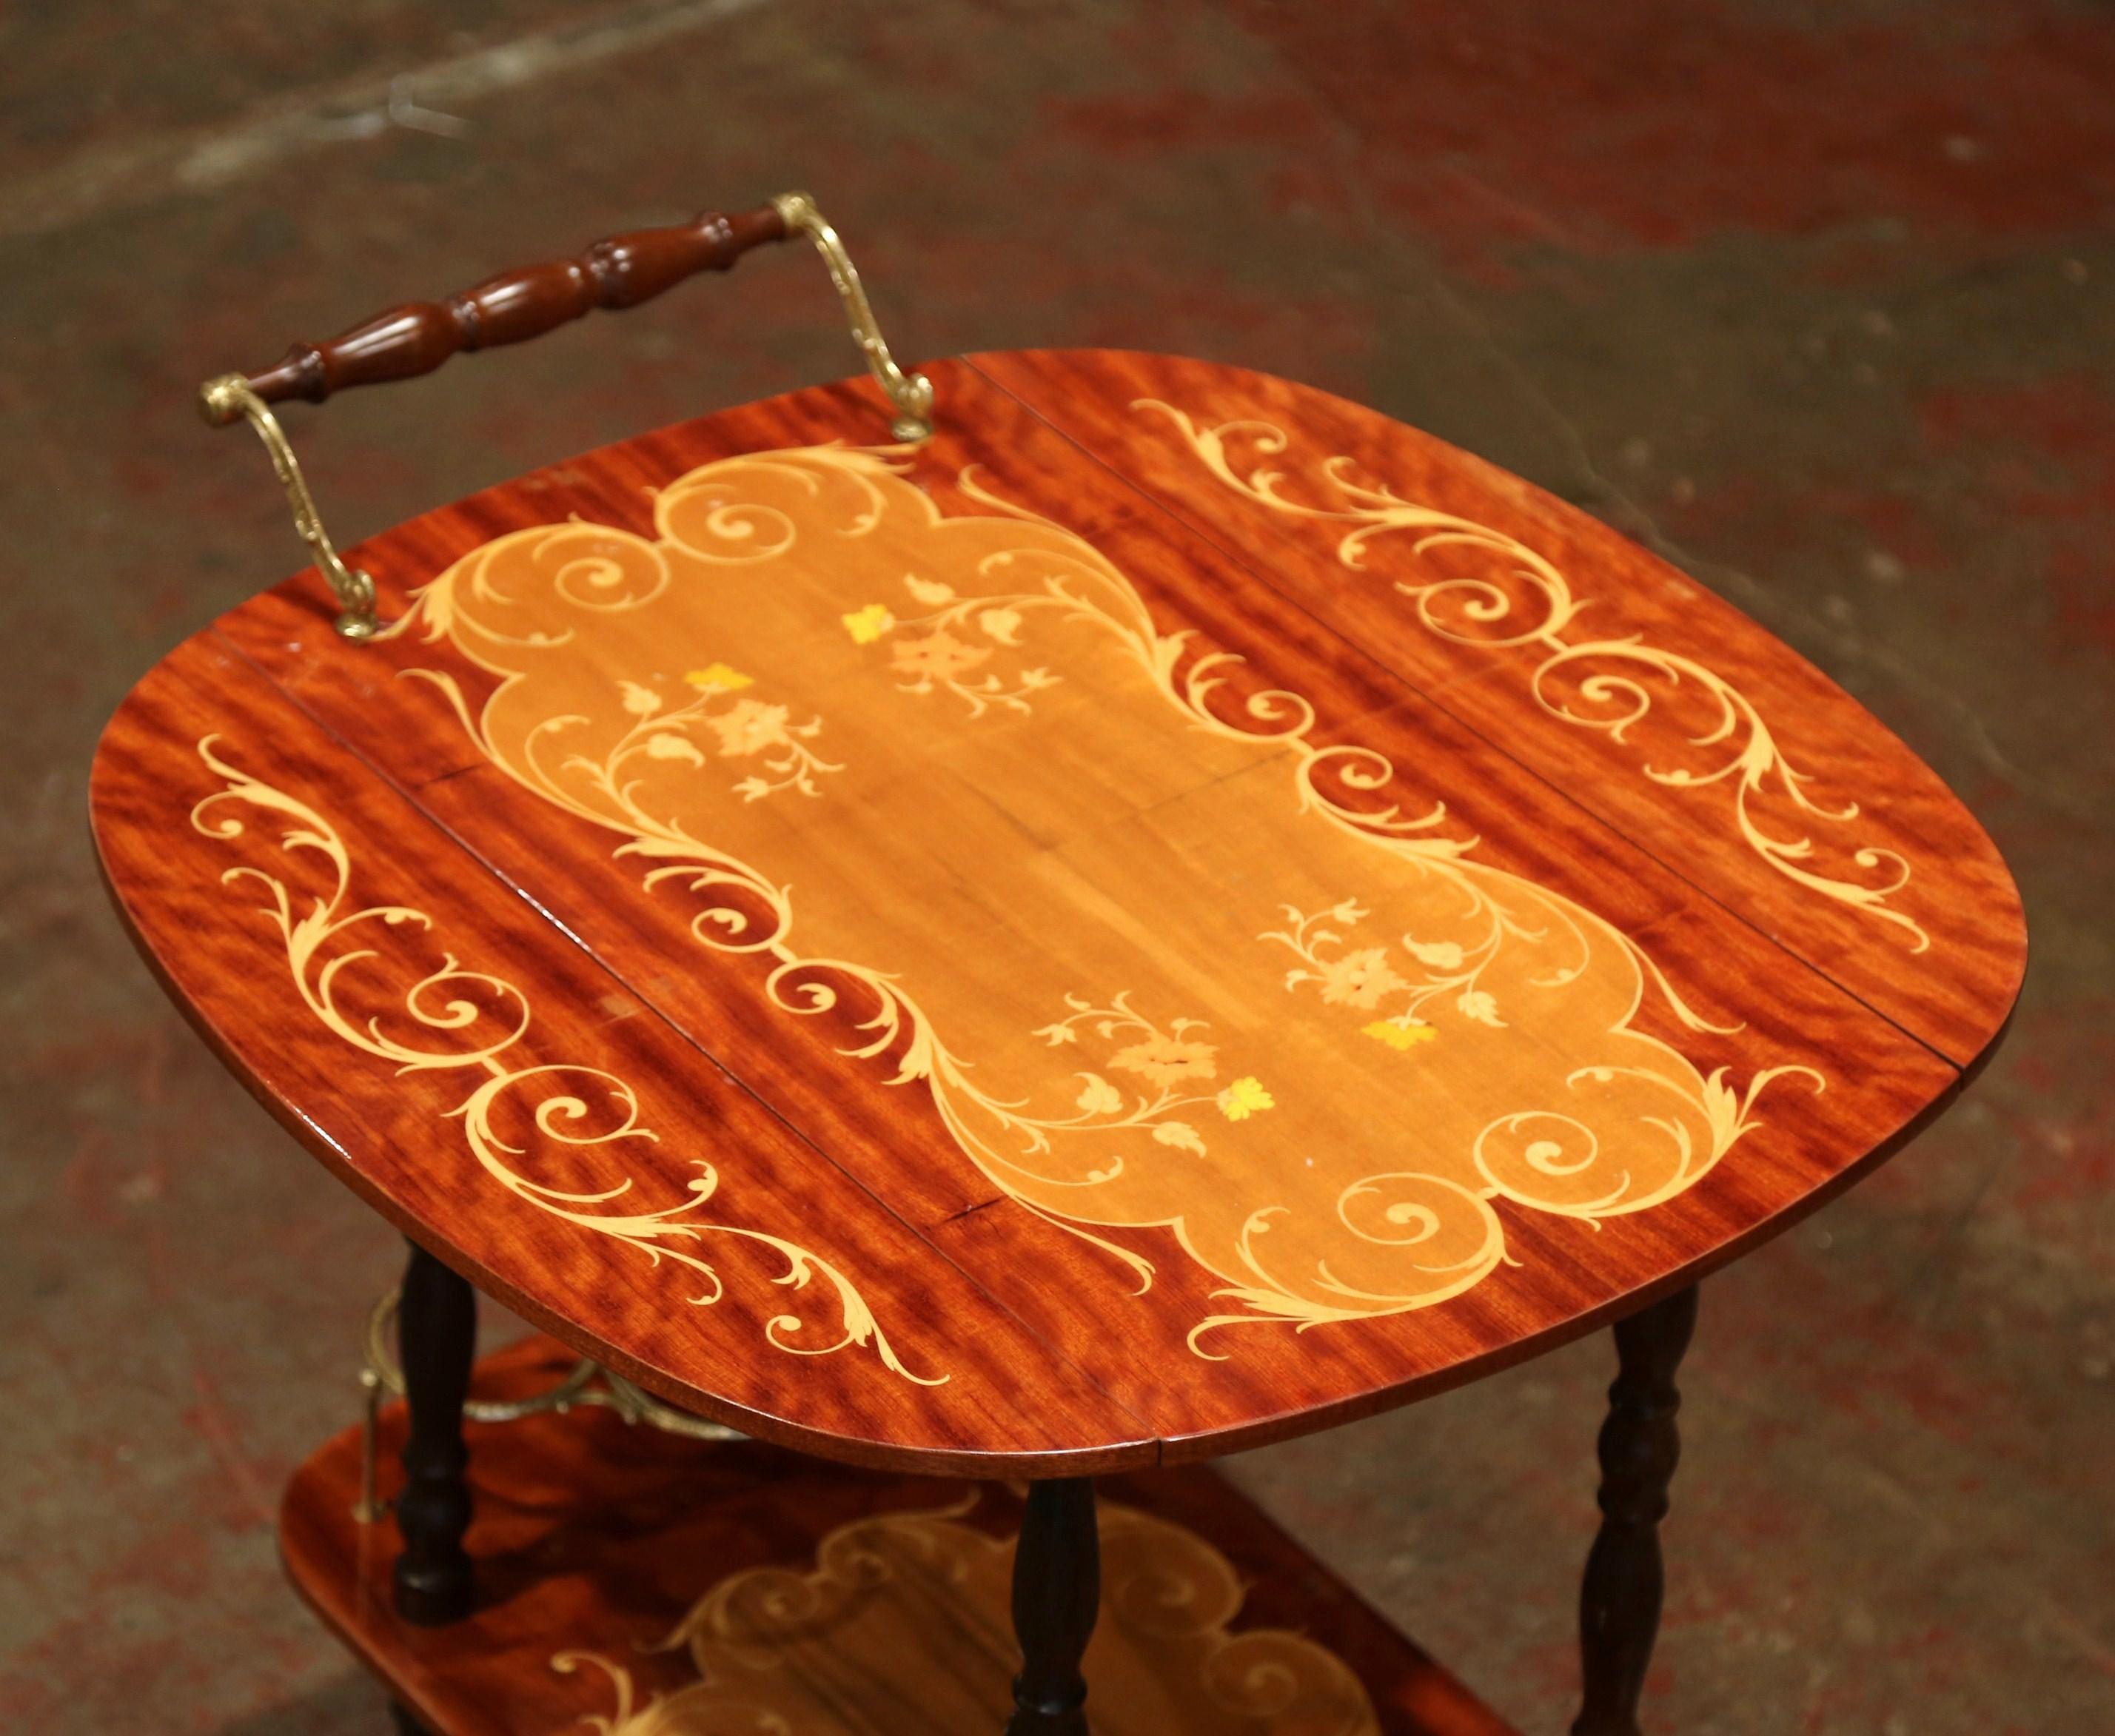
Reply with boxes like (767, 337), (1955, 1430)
(201, 192), (931, 643)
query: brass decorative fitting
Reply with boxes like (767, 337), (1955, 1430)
(198, 372), (381, 640)
(773, 190), (936, 442)
(351, 1286), (743, 1522)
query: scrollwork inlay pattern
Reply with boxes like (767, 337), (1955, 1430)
(386, 443), (1824, 1353)
(1134, 399), (1929, 951)
(189, 737), (939, 1385)
(553, 1495), (1381, 1735)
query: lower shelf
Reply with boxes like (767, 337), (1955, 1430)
(283, 1333), (1521, 1736)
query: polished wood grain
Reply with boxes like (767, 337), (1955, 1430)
(973, 350), (2025, 1069)
(284, 1333), (1521, 1736)
(223, 204), (786, 409)
(93, 351), (2022, 1472)
(90, 634), (1150, 1475)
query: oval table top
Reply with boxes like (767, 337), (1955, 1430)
(91, 350), (2025, 1476)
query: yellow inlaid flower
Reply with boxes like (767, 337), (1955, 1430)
(1216, 1076), (1274, 1121)
(683, 663), (754, 693)
(842, 603), (896, 644)
(1363, 1019), (1438, 1051)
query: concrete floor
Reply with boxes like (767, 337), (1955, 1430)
(2, 1), (2110, 1731)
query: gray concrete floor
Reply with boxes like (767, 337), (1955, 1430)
(2, 1), (2111, 1731)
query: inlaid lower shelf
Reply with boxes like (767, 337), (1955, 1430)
(283, 1335), (1521, 1736)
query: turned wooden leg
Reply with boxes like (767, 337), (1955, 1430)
(1005, 1478), (1100, 1736)
(1572, 1283), (1698, 1736)
(392, 1239), (477, 1625)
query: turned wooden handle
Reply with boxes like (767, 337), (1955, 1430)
(227, 202), (789, 410)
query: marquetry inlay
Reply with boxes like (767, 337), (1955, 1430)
(377, 443), (1822, 1350)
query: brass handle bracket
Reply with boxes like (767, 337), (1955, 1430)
(198, 191), (929, 643)
(197, 372), (381, 640)
(771, 190), (935, 441)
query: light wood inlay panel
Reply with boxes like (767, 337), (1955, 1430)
(363, 438), (1832, 1346)
(92, 635), (1150, 1473)
(972, 349), (2025, 1069)
(281, 1334), (1521, 1736)
(96, 352), (2022, 1469)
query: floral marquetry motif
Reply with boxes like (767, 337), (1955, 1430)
(278, 1340), (1522, 1729)
(975, 350), (2023, 1071)
(383, 442), (1821, 1350)
(1134, 401), (1931, 952)
(557, 1495), (1381, 1736)
(95, 349), (2022, 1470)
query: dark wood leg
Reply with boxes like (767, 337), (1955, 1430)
(392, 1239), (476, 1625)
(1005, 1477), (1099, 1736)
(1572, 1282), (1699, 1736)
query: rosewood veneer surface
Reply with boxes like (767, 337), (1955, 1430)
(284, 1334), (1518, 1736)
(91, 351), (2024, 1475)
